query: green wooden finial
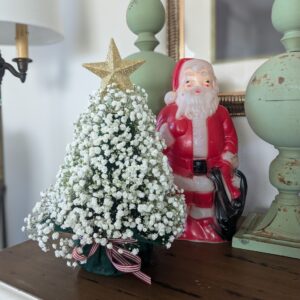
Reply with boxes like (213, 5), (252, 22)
(272, 0), (300, 51)
(233, 0), (300, 259)
(127, 0), (165, 51)
(126, 0), (175, 115)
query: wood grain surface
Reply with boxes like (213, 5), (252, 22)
(0, 240), (299, 300)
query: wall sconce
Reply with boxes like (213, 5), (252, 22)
(0, 0), (63, 248)
(0, 24), (32, 83)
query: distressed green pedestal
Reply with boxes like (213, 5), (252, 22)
(233, 0), (300, 259)
(233, 210), (300, 259)
(233, 148), (300, 259)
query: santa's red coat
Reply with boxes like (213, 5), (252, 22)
(157, 103), (238, 178)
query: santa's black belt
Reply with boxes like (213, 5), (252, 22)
(193, 159), (208, 175)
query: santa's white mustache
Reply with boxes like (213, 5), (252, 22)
(176, 87), (219, 119)
(184, 85), (216, 95)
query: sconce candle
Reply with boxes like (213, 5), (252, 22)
(16, 24), (29, 58)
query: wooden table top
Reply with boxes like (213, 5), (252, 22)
(0, 240), (299, 300)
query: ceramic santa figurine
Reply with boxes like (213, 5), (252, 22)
(157, 58), (247, 242)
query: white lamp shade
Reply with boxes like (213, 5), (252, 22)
(0, 0), (63, 45)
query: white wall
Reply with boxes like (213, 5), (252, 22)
(0, 0), (278, 248)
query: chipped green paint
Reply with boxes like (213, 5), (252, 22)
(233, 0), (300, 259)
(246, 52), (300, 147)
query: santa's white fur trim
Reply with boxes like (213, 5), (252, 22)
(222, 151), (239, 169)
(164, 91), (177, 105)
(189, 206), (214, 219)
(174, 174), (215, 193)
(192, 115), (208, 158)
(232, 175), (241, 188)
(159, 123), (175, 147)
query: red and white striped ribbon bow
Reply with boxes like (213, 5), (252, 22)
(72, 239), (151, 285)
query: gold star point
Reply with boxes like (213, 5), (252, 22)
(83, 39), (145, 92)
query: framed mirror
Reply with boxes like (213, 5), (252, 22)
(214, 0), (284, 62)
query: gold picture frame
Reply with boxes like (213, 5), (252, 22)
(166, 0), (245, 117)
(166, 0), (185, 62)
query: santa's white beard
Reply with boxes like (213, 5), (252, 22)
(176, 88), (219, 119)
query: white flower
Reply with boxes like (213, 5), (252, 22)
(131, 248), (139, 255)
(100, 238), (107, 246)
(52, 232), (59, 240)
(166, 212), (173, 219)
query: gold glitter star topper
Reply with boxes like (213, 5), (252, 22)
(83, 39), (145, 92)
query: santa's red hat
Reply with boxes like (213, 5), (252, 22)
(172, 58), (193, 91)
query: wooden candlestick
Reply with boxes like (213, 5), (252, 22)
(15, 24), (29, 58)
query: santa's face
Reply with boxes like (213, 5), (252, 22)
(176, 65), (219, 119)
(181, 67), (214, 92)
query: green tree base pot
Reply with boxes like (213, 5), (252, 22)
(81, 241), (154, 277)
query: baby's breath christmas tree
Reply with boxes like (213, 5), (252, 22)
(23, 39), (185, 283)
